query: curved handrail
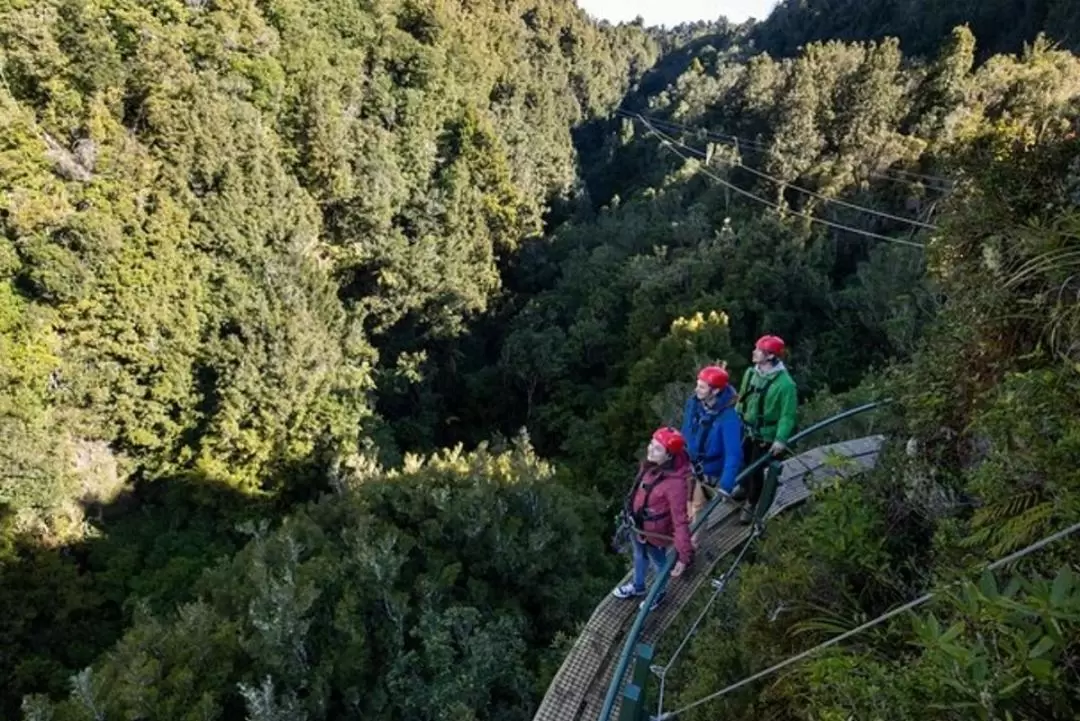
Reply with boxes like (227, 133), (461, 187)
(596, 400), (891, 721)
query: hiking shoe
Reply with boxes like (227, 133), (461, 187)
(639, 591), (667, 612)
(738, 507), (754, 525)
(612, 582), (645, 599)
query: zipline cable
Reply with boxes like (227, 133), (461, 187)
(637, 116), (926, 249)
(616, 108), (956, 190)
(631, 117), (939, 231)
(652, 442), (882, 716)
(654, 523), (762, 719)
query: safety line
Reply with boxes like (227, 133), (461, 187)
(638, 116), (926, 249)
(654, 523), (762, 718)
(640, 114), (937, 236)
(616, 109), (955, 190)
(645, 121), (939, 230)
(653, 519), (1080, 720)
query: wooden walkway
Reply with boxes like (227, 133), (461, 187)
(532, 435), (887, 721)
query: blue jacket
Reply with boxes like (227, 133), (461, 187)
(680, 386), (743, 492)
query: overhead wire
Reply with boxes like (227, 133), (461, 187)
(616, 110), (944, 179)
(616, 108), (955, 191)
(882, 165), (955, 185)
(632, 114), (938, 231)
(653, 518), (1080, 721)
(636, 115), (926, 249)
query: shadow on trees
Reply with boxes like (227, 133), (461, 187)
(0, 469), (278, 718)
(754, 0), (1080, 62)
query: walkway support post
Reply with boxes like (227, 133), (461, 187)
(753, 459), (783, 523)
(619, 644), (656, 721)
(618, 685), (641, 721)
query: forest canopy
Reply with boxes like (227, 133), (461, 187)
(2, 0), (1079, 719)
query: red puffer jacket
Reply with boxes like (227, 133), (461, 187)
(629, 452), (694, 566)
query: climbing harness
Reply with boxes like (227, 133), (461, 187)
(612, 511), (676, 552)
(741, 370), (779, 442)
(687, 406), (717, 467)
(687, 393), (738, 476)
(612, 467), (675, 553)
(632, 479), (668, 529)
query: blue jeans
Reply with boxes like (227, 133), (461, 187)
(632, 537), (670, 594)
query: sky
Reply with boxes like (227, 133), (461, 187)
(576, 0), (779, 27)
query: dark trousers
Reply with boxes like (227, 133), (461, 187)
(741, 437), (772, 508)
(738, 433), (790, 518)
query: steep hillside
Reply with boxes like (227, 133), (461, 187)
(758, 0), (1080, 59)
(0, 0), (655, 523)
(662, 69), (1080, 721)
(0, 0), (653, 715)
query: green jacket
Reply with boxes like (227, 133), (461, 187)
(736, 363), (798, 444)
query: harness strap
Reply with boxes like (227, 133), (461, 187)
(626, 470), (669, 527)
(689, 394), (738, 463)
(744, 372), (779, 439)
(611, 513), (675, 552)
(638, 478), (669, 523)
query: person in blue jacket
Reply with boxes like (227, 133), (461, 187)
(681, 364), (743, 533)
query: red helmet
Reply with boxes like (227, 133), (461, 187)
(755, 335), (786, 357)
(651, 427), (686, 455)
(697, 365), (729, 390)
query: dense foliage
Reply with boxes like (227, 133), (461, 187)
(0, 0), (656, 519)
(0, 0), (654, 715)
(656, 32), (1080, 721)
(2, 0), (1080, 719)
(758, 0), (1080, 59)
(21, 439), (615, 721)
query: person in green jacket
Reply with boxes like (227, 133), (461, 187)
(734, 334), (798, 524)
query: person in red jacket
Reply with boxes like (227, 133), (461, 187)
(612, 427), (694, 611)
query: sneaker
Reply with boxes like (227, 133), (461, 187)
(738, 507), (754, 525)
(731, 484), (747, 501)
(639, 591), (667, 612)
(715, 488), (734, 503)
(612, 582), (645, 599)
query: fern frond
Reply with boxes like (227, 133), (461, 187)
(959, 525), (992, 549)
(989, 501), (1055, 556)
(790, 616), (856, 636)
(970, 489), (1041, 527)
